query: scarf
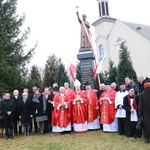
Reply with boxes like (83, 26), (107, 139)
(33, 93), (41, 103)
(128, 95), (137, 110)
(42, 95), (47, 112)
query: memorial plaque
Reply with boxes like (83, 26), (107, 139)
(77, 49), (95, 90)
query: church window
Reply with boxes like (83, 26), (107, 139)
(114, 37), (125, 45)
(102, 2), (105, 16)
(99, 44), (105, 60)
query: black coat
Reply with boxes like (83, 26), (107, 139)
(96, 90), (104, 99)
(33, 94), (46, 117)
(1, 99), (16, 119)
(18, 98), (33, 125)
(45, 93), (54, 120)
(11, 96), (22, 117)
(123, 95), (138, 137)
(139, 88), (150, 139)
(138, 80), (146, 94)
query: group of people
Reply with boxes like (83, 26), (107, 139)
(0, 75), (150, 144)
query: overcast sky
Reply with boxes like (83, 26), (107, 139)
(17, 0), (150, 69)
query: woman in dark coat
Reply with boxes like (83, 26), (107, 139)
(32, 88), (48, 134)
(123, 87), (138, 137)
(19, 92), (33, 136)
(139, 82), (150, 143)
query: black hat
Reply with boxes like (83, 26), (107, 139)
(85, 81), (91, 86)
(53, 87), (59, 91)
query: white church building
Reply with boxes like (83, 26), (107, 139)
(92, 0), (150, 77)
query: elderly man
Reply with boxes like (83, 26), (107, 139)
(137, 75), (146, 94)
(64, 82), (74, 99)
(84, 82), (100, 130)
(52, 86), (71, 133)
(12, 89), (22, 135)
(96, 83), (105, 99)
(1, 93), (16, 140)
(100, 82), (117, 132)
(44, 87), (54, 132)
(71, 79), (88, 132)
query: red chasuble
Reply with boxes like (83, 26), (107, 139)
(84, 90), (99, 122)
(100, 89), (116, 124)
(65, 88), (74, 99)
(52, 93), (71, 128)
(71, 91), (88, 124)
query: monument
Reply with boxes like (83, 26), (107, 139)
(76, 7), (96, 90)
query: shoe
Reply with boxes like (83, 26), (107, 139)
(26, 132), (29, 136)
(6, 136), (9, 140)
(9, 136), (13, 139)
(24, 132), (27, 136)
(145, 139), (150, 143)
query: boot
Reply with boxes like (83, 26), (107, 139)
(26, 125), (30, 136)
(24, 125), (27, 136)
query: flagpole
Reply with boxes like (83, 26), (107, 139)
(97, 73), (101, 90)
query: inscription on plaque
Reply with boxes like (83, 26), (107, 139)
(80, 59), (94, 89)
(77, 49), (95, 90)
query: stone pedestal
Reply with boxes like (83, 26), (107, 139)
(77, 49), (95, 90)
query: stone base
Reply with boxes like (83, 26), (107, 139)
(77, 49), (95, 90)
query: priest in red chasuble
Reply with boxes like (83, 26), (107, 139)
(71, 79), (88, 132)
(100, 82), (118, 132)
(84, 82), (100, 130)
(52, 86), (71, 133)
(64, 82), (74, 99)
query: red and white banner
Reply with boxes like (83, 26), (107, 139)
(81, 20), (93, 50)
(69, 63), (77, 81)
(96, 53), (107, 74)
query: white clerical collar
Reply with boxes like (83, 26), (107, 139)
(87, 89), (91, 93)
(60, 94), (64, 97)
(15, 96), (18, 99)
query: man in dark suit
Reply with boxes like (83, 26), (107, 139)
(29, 86), (38, 133)
(44, 87), (54, 132)
(12, 89), (22, 135)
(1, 93), (16, 140)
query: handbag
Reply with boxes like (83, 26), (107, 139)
(136, 120), (142, 130)
(18, 121), (22, 127)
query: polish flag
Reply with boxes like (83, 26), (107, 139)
(96, 53), (107, 74)
(93, 65), (98, 77)
(69, 63), (77, 81)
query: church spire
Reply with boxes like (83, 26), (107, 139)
(97, 0), (109, 17)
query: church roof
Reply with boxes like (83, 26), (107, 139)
(123, 21), (150, 42)
(92, 17), (150, 42)
(92, 17), (116, 26)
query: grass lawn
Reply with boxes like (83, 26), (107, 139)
(0, 130), (149, 150)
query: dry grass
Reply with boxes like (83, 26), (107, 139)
(0, 130), (149, 150)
